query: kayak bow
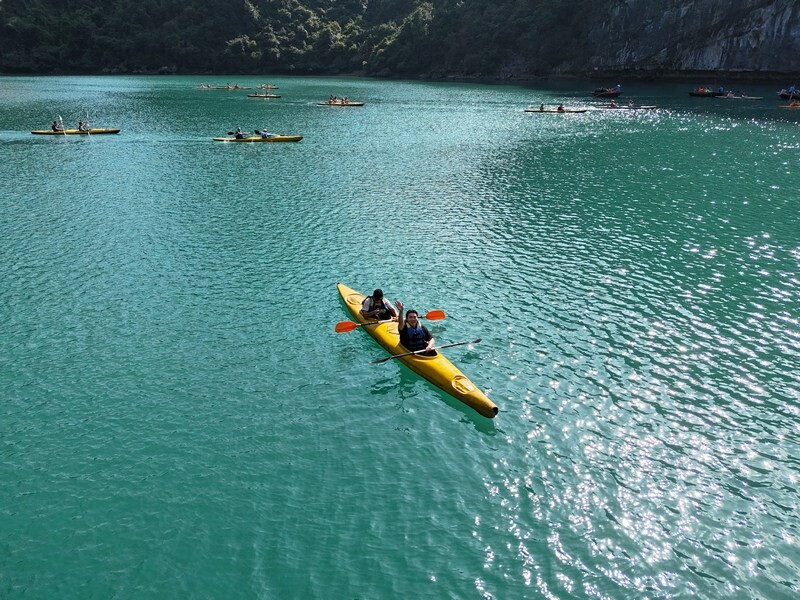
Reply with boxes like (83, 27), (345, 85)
(338, 283), (498, 418)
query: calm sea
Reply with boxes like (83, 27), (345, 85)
(1, 75), (798, 599)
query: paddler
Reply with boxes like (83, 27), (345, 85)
(395, 300), (435, 355)
(360, 289), (397, 321)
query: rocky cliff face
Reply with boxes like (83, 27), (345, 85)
(576, 0), (800, 76)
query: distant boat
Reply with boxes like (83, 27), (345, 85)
(247, 93), (281, 98)
(592, 87), (622, 98)
(689, 87), (726, 97)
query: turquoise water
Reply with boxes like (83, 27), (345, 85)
(1, 76), (799, 598)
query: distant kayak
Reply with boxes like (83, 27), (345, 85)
(715, 94), (764, 100)
(778, 104), (800, 109)
(524, 108), (587, 113)
(600, 105), (658, 110)
(31, 129), (120, 135)
(318, 101), (364, 106)
(214, 86), (251, 90)
(213, 135), (303, 142)
(247, 93), (281, 98)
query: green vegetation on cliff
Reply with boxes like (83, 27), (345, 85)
(1, 0), (796, 76)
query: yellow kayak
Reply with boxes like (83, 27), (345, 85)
(31, 129), (120, 135)
(213, 135), (302, 142)
(338, 283), (497, 418)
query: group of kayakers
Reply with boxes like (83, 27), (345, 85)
(360, 288), (435, 354)
(326, 95), (351, 104)
(233, 126), (274, 139)
(50, 119), (89, 131)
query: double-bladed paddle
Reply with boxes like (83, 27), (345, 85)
(371, 338), (481, 364)
(334, 310), (445, 333)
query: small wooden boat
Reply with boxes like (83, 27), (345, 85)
(247, 93), (281, 98)
(213, 135), (303, 142)
(689, 88), (725, 97)
(31, 128), (120, 135)
(592, 87), (622, 98)
(318, 101), (364, 107)
(524, 108), (587, 113)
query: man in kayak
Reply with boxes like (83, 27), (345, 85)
(234, 127), (244, 139)
(395, 300), (435, 355)
(360, 289), (397, 321)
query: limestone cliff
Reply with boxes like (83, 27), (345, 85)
(574, 0), (800, 76)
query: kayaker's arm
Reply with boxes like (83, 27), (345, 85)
(395, 300), (405, 329)
(423, 326), (435, 352)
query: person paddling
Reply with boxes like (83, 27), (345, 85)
(360, 289), (397, 321)
(234, 126), (244, 139)
(395, 300), (435, 355)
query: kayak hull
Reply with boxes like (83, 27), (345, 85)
(524, 109), (587, 113)
(318, 102), (364, 106)
(31, 129), (120, 135)
(337, 283), (497, 418)
(213, 135), (303, 142)
(247, 94), (281, 98)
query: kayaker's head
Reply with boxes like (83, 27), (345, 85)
(406, 309), (419, 324)
(372, 289), (384, 300)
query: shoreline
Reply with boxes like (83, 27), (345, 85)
(2, 68), (796, 85)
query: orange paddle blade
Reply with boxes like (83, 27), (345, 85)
(424, 310), (446, 320)
(334, 321), (359, 333)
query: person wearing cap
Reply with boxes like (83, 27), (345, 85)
(394, 300), (435, 355)
(360, 289), (398, 321)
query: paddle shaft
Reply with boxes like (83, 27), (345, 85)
(372, 339), (481, 364)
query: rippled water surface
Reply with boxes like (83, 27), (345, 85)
(1, 76), (799, 598)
